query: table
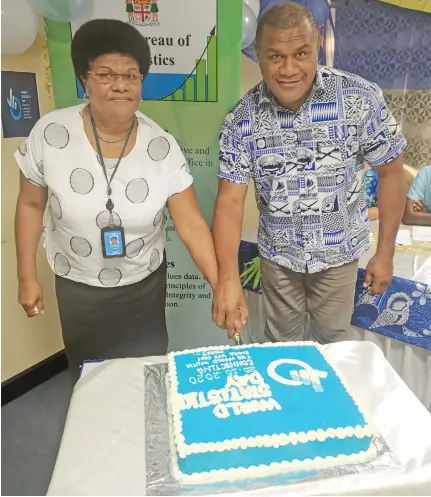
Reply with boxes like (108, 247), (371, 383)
(47, 342), (431, 495)
(239, 224), (431, 408)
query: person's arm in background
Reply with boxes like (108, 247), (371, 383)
(212, 112), (251, 338)
(403, 199), (431, 226)
(361, 84), (407, 294)
(168, 185), (218, 290)
(402, 167), (431, 226)
(15, 174), (47, 317)
(367, 207), (379, 221)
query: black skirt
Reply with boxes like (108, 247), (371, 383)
(55, 261), (167, 377)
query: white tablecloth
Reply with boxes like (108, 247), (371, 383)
(48, 342), (431, 496)
(241, 226), (431, 409)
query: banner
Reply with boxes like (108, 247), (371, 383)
(1, 71), (40, 138)
(46, 0), (242, 350)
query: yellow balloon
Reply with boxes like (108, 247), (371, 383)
(379, 0), (431, 13)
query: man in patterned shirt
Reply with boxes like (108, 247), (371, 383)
(212, 2), (407, 343)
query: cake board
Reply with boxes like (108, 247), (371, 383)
(145, 362), (398, 495)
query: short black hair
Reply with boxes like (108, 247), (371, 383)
(71, 19), (151, 81)
(256, 2), (318, 44)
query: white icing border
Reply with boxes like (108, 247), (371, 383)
(168, 342), (375, 460)
(166, 371), (377, 484)
(318, 343), (375, 434)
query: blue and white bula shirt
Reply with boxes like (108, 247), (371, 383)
(218, 65), (406, 273)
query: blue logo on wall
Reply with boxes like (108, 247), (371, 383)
(1, 71), (40, 138)
(7, 89), (23, 121)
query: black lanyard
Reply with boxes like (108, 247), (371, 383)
(89, 110), (134, 217)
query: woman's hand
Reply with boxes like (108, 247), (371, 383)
(18, 278), (44, 317)
(15, 173), (47, 318)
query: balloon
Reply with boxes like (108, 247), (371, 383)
(243, 0), (260, 17)
(1, 0), (39, 55)
(27, 0), (94, 23)
(242, 3), (258, 49)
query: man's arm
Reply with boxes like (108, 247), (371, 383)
(375, 157), (406, 256)
(213, 180), (248, 283)
(212, 180), (249, 337)
(360, 82), (407, 294)
(364, 157), (405, 293)
(212, 105), (253, 338)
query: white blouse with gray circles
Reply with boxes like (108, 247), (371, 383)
(15, 104), (193, 288)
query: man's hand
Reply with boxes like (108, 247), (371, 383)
(212, 278), (248, 339)
(18, 278), (44, 317)
(363, 254), (393, 295)
(413, 198), (429, 213)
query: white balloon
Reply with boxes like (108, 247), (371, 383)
(27, 0), (93, 23)
(242, 3), (257, 49)
(1, 0), (39, 55)
(243, 0), (260, 17)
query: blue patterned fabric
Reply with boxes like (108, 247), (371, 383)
(353, 269), (431, 351)
(364, 169), (379, 208)
(220, 65), (406, 274)
(238, 241), (431, 350)
(333, 0), (431, 91)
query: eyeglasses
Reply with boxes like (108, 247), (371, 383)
(87, 71), (144, 85)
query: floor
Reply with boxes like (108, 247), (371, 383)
(1, 371), (74, 496)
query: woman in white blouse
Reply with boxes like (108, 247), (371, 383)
(14, 19), (218, 376)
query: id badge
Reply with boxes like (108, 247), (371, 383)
(101, 227), (126, 258)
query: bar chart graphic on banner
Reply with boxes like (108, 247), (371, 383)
(162, 28), (217, 102)
(71, 0), (218, 102)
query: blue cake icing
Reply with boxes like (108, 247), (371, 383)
(167, 342), (374, 482)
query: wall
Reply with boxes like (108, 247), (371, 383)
(1, 36), (64, 382)
(333, 0), (431, 169)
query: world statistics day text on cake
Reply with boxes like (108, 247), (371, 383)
(168, 343), (375, 480)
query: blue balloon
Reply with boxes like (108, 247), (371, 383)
(242, 0), (333, 63)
